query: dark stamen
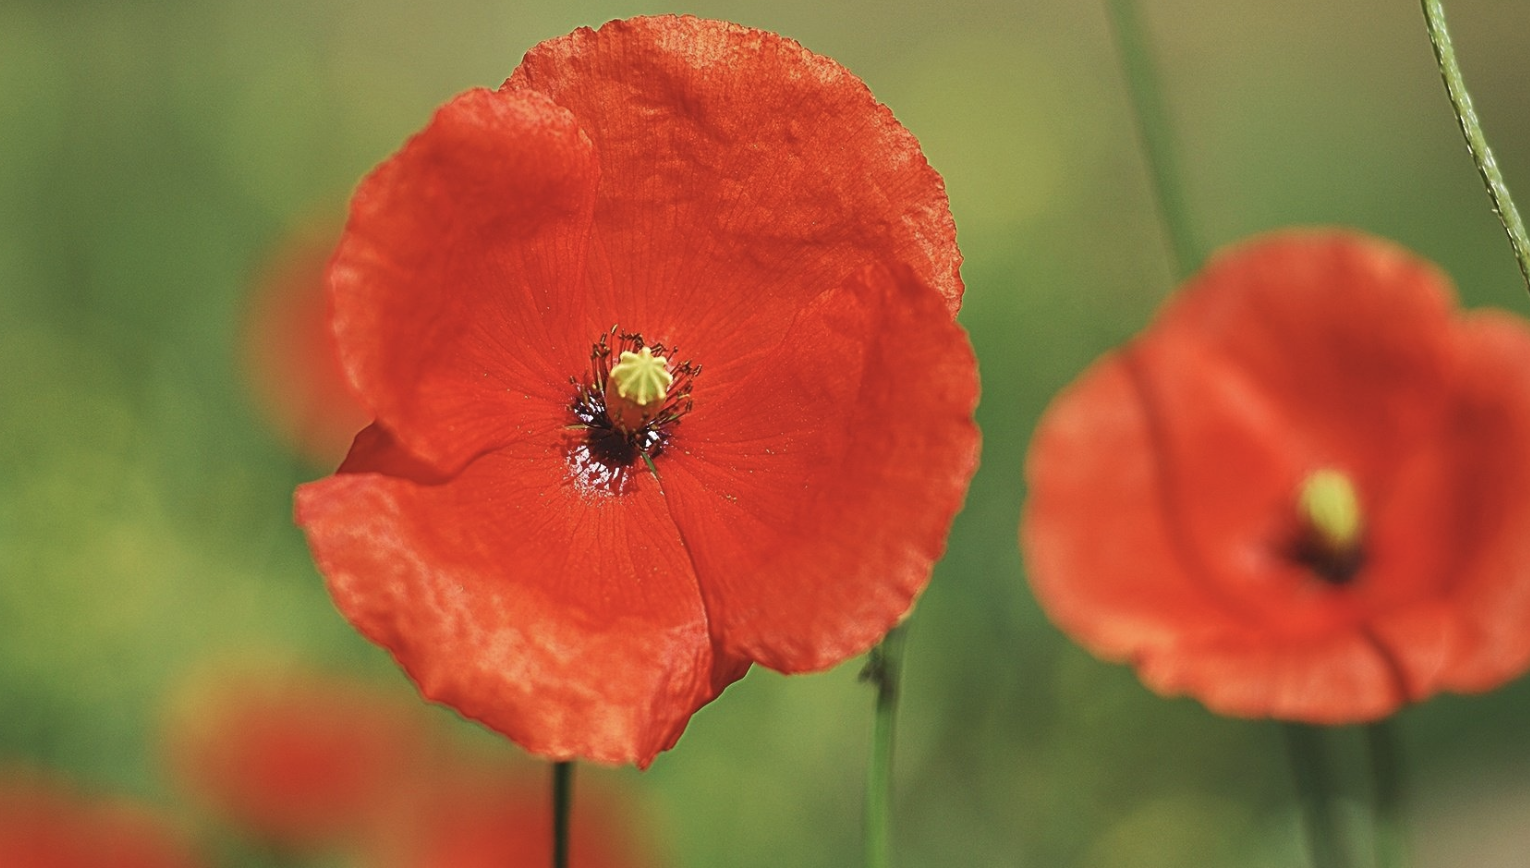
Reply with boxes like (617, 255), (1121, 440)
(1286, 535), (1365, 585)
(567, 326), (698, 478)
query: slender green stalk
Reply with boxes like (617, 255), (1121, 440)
(862, 623), (909, 868)
(552, 761), (574, 868)
(1420, 0), (1530, 295)
(1365, 721), (1409, 868)
(1103, 0), (1201, 280)
(1283, 723), (1351, 868)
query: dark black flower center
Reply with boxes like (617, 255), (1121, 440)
(1288, 529), (1366, 585)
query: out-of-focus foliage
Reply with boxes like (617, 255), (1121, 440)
(2, 0), (1528, 865)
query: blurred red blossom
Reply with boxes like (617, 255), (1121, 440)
(371, 766), (658, 868)
(240, 223), (371, 468)
(164, 669), (429, 850)
(0, 769), (203, 868)
(1023, 230), (1530, 722)
(295, 15), (979, 765)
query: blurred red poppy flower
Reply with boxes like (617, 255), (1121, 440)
(1023, 230), (1530, 723)
(371, 766), (657, 868)
(0, 770), (202, 868)
(164, 670), (429, 849)
(293, 15), (978, 765)
(240, 223), (372, 468)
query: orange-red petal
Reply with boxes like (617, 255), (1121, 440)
(240, 224), (371, 468)
(330, 87), (599, 475)
(296, 426), (749, 766)
(164, 669), (429, 848)
(507, 16), (962, 378)
(372, 768), (658, 868)
(0, 771), (203, 868)
(1411, 311), (1530, 694)
(658, 263), (979, 671)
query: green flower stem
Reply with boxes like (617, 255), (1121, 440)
(1366, 721), (1410, 868)
(863, 622), (909, 868)
(552, 761), (574, 868)
(1283, 723), (1351, 868)
(1421, 0), (1530, 295)
(1103, 0), (1202, 280)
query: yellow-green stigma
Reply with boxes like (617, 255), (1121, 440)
(592, 337), (696, 438)
(1298, 468), (1363, 554)
(608, 347), (673, 406)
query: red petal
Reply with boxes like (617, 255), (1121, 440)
(1413, 311), (1530, 693)
(507, 15), (963, 380)
(1023, 353), (1254, 660)
(330, 87), (599, 474)
(378, 772), (655, 868)
(165, 670), (427, 849)
(656, 263), (979, 671)
(296, 428), (748, 766)
(1155, 231), (1458, 483)
(0, 773), (203, 868)
(1136, 631), (1402, 723)
(240, 225), (371, 468)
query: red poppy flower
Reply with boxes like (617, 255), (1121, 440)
(0, 770), (203, 868)
(1022, 230), (1530, 723)
(164, 670), (429, 849)
(294, 15), (979, 765)
(240, 223), (372, 467)
(371, 766), (658, 868)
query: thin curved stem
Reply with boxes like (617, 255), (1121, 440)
(552, 761), (573, 868)
(1421, 0), (1530, 295)
(1283, 723), (1351, 868)
(862, 623), (909, 868)
(1365, 721), (1410, 868)
(1103, 0), (1201, 280)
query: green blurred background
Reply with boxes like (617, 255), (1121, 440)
(3, 0), (1529, 865)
